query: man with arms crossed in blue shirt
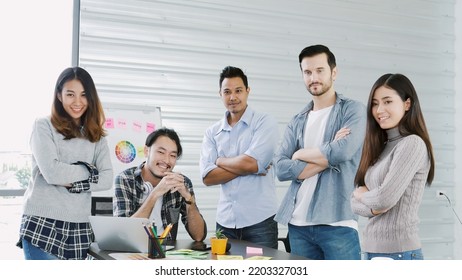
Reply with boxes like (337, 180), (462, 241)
(275, 45), (366, 259)
(200, 66), (279, 249)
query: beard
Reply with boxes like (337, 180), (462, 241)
(307, 78), (333, 97)
(146, 155), (170, 179)
(148, 167), (165, 179)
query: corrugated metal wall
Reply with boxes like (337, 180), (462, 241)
(78, 0), (456, 259)
(454, 0), (462, 261)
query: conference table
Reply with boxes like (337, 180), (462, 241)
(88, 239), (308, 260)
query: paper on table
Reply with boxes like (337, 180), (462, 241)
(166, 249), (208, 260)
(217, 255), (244, 260)
(108, 252), (150, 260)
(108, 245), (175, 260)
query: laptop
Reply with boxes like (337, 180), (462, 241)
(89, 215), (160, 253)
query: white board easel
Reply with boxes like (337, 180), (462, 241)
(94, 103), (162, 196)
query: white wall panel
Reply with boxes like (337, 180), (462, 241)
(79, 0), (456, 259)
(454, 0), (462, 260)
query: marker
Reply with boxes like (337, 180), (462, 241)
(151, 223), (158, 237)
(143, 225), (154, 238)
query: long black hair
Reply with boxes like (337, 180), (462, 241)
(355, 73), (435, 186)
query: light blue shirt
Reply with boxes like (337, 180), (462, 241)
(274, 94), (366, 225)
(200, 106), (279, 228)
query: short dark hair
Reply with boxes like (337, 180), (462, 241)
(219, 66), (248, 89)
(298, 44), (336, 70)
(145, 127), (183, 158)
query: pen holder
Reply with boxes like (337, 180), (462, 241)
(148, 237), (166, 259)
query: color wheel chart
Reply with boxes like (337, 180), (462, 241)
(115, 140), (137, 164)
(98, 103), (162, 196)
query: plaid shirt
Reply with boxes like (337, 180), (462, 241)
(19, 161), (99, 260)
(113, 162), (195, 241)
(19, 215), (93, 260)
(67, 161), (99, 193)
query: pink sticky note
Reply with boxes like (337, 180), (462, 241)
(132, 121), (142, 132)
(117, 119), (127, 129)
(146, 122), (156, 133)
(246, 246), (263, 255)
(105, 118), (115, 129)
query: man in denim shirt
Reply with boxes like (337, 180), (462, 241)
(200, 66), (279, 249)
(275, 45), (366, 259)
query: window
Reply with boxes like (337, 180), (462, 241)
(0, 0), (74, 193)
(0, 0), (74, 259)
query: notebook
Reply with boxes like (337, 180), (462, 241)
(89, 215), (163, 253)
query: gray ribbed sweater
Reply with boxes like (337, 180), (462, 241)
(22, 117), (113, 222)
(351, 127), (430, 253)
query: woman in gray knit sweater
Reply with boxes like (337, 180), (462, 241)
(351, 73), (435, 260)
(18, 67), (113, 259)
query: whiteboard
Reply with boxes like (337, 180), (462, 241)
(94, 103), (162, 196)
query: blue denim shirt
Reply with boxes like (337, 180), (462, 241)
(200, 106), (279, 228)
(274, 93), (366, 225)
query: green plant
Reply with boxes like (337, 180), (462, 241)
(214, 228), (227, 239)
(16, 166), (31, 188)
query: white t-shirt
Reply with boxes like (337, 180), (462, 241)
(290, 105), (332, 225)
(141, 181), (164, 234)
(289, 105), (358, 230)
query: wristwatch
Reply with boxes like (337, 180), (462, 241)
(185, 195), (195, 205)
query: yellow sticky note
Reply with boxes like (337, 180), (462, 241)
(217, 255), (244, 260)
(246, 256), (272, 260)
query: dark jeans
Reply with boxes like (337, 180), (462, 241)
(216, 215), (278, 249)
(288, 224), (361, 260)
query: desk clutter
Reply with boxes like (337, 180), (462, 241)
(101, 221), (276, 260)
(108, 247), (272, 260)
(109, 249), (209, 260)
(88, 238), (308, 260)
(107, 238), (272, 260)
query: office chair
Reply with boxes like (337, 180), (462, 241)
(278, 233), (291, 253)
(90, 196), (113, 216)
(88, 196), (114, 259)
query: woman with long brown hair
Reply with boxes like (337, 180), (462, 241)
(18, 67), (113, 259)
(351, 73), (434, 260)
